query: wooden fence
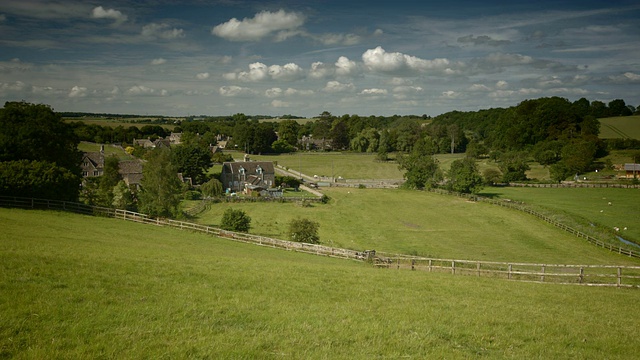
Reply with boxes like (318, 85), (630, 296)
(1, 195), (638, 288)
(429, 189), (640, 259)
(372, 255), (640, 288)
(507, 182), (640, 189)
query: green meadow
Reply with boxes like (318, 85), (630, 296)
(478, 187), (640, 245)
(599, 115), (640, 139)
(191, 187), (640, 265)
(1, 208), (639, 359)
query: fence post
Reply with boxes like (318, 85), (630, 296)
(579, 267), (584, 284)
(541, 265), (545, 282)
(428, 259), (432, 272)
(451, 261), (456, 275)
(508, 264), (512, 279)
(477, 262), (481, 277)
(411, 259), (415, 271)
(397, 259), (400, 270)
(617, 267), (622, 288)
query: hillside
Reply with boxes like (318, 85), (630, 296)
(1, 208), (639, 358)
(599, 115), (640, 139)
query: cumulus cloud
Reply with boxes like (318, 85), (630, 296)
(457, 34), (511, 46)
(91, 6), (127, 24)
(212, 9), (305, 41)
(360, 88), (388, 95)
(335, 56), (359, 76)
(235, 62), (303, 82)
(608, 72), (640, 83)
(285, 88), (314, 96)
(323, 81), (355, 93)
(441, 90), (461, 99)
(196, 72), (210, 80)
(151, 58), (167, 65)
(362, 46), (452, 75)
(219, 86), (255, 97)
(271, 99), (290, 108)
(468, 84), (491, 92)
(142, 23), (185, 40)
(315, 33), (361, 46)
(309, 62), (332, 79)
(496, 80), (509, 89)
(265, 87), (283, 98)
(127, 85), (167, 96)
(69, 85), (87, 98)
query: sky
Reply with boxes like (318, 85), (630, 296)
(1, 0), (639, 117)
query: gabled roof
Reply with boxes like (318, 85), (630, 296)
(82, 152), (104, 169)
(222, 161), (275, 175)
(624, 163), (640, 171)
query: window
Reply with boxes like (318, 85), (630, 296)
(82, 171), (88, 177)
(93, 171), (99, 176)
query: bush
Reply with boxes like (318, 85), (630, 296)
(220, 208), (251, 232)
(288, 218), (320, 244)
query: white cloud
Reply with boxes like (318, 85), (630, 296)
(323, 81), (355, 93)
(468, 84), (491, 91)
(285, 88), (314, 96)
(151, 58), (166, 65)
(374, 29), (384, 36)
(362, 46), (451, 75)
(271, 99), (290, 108)
(496, 80), (509, 89)
(142, 23), (185, 40)
(360, 88), (388, 95)
(212, 9), (305, 41)
(309, 62), (332, 79)
(457, 34), (511, 46)
(219, 86), (255, 97)
(69, 85), (87, 98)
(265, 87), (283, 98)
(393, 86), (423, 94)
(91, 6), (127, 24)
(127, 85), (166, 96)
(196, 72), (210, 80)
(315, 33), (361, 46)
(0, 81), (27, 94)
(441, 90), (461, 99)
(268, 63), (304, 81)
(335, 56), (359, 76)
(222, 72), (237, 81)
(238, 62), (269, 82)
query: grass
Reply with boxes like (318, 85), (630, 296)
(478, 187), (640, 245)
(1, 208), (640, 359)
(66, 118), (176, 131)
(193, 187), (640, 265)
(599, 115), (640, 139)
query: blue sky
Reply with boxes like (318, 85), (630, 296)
(1, 0), (639, 117)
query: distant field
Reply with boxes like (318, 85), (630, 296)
(2, 208), (639, 358)
(478, 187), (640, 244)
(599, 115), (640, 139)
(65, 117), (176, 130)
(77, 142), (134, 160)
(193, 187), (640, 265)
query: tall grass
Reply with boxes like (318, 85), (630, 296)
(1, 208), (639, 359)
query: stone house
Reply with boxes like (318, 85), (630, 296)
(81, 150), (105, 178)
(221, 161), (276, 193)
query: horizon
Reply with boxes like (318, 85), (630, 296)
(1, 0), (639, 117)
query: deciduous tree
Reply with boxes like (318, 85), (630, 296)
(288, 218), (320, 244)
(220, 208), (251, 232)
(138, 148), (182, 218)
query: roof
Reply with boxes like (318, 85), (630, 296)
(82, 152), (104, 168)
(222, 161), (275, 175)
(624, 163), (640, 171)
(118, 160), (144, 185)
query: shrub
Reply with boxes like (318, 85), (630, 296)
(220, 208), (251, 232)
(288, 218), (320, 244)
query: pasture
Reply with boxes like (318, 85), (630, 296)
(478, 187), (640, 245)
(1, 208), (639, 359)
(192, 187), (640, 265)
(599, 115), (640, 139)
(65, 117), (177, 131)
(77, 142), (134, 161)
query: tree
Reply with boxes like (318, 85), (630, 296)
(482, 168), (503, 186)
(171, 143), (212, 184)
(201, 178), (224, 197)
(112, 180), (134, 210)
(138, 148), (182, 218)
(277, 120), (301, 148)
(0, 160), (80, 201)
(446, 158), (484, 194)
(288, 218), (320, 244)
(498, 151), (530, 182)
(96, 156), (122, 207)
(220, 208), (251, 232)
(0, 101), (82, 174)
(398, 149), (443, 190)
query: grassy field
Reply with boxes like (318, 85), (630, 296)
(65, 118), (177, 131)
(2, 208), (639, 359)
(599, 115), (640, 139)
(192, 187), (640, 265)
(478, 187), (640, 244)
(77, 142), (135, 161)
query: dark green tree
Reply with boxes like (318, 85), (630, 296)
(446, 158), (484, 194)
(96, 156), (122, 207)
(0, 160), (80, 201)
(288, 218), (320, 244)
(277, 120), (301, 148)
(171, 143), (212, 184)
(138, 148), (182, 218)
(398, 142), (443, 190)
(498, 151), (530, 182)
(201, 178), (224, 197)
(220, 208), (251, 232)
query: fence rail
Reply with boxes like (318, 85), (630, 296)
(1, 195), (638, 288)
(429, 189), (640, 259)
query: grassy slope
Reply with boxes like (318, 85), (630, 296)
(194, 188), (640, 265)
(599, 115), (640, 139)
(1, 208), (639, 359)
(478, 187), (640, 244)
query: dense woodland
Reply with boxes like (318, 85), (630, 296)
(1, 97), (639, 210)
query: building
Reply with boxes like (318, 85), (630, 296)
(221, 161), (276, 193)
(623, 163), (640, 179)
(81, 150), (105, 178)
